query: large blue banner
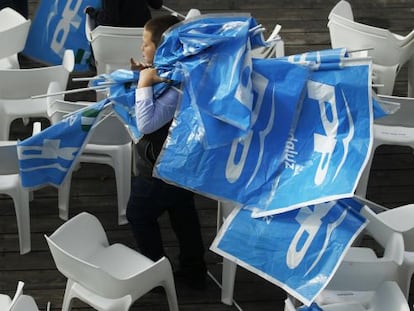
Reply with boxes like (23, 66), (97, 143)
(23, 0), (99, 71)
(211, 198), (367, 305)
(155, 59), (372, 215)
(253, 62), (372, 217)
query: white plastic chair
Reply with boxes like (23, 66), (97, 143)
(327, 0), (414, 96)
(0, 140), (31, 254)
(9, 295), (40, 311)
(0, 281), (24, 311)
(45, 212), (179, 311)
(316, 205), (405, 305)
(46, 83), (132, 225)
(0, 7), (31, 69)
(376, 203), (414, 299)
(0, 49), (74, 140)
(284, 281), (410, 311)
(355, 95), (414, 198)
(88, 24), (144, 74)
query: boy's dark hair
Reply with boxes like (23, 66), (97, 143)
(145, 15), (181, 47)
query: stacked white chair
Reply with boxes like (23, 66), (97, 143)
(0, 139), (32, 254)
(355, 95), (414, 198)
(46, 82), (132, 225)
(319, 205), (404, 298)
(0, 7), (31, 69)
(284, 281), (410, 311)
(45, 212), (179, 311)
(376, 203), (414, 299)
(0, 49), (74, 140)
(284, 204), (409, 310)
(85, 13), (144, 75)
(327, 0), (414, 96)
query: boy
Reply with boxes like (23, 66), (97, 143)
(127, 15), (207, 290)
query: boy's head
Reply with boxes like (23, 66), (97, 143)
(141, 15), (180, 65)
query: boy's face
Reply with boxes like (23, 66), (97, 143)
(141, 28), (156, 65)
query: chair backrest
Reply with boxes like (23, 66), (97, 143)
(328, 0), (354, 20)
(91, 25), (144, 38)
(0, 50), (74, 99)
(377, 204), (414, 251)
(328, 2), (414, 67)
(9, 295), (40, 311)
(0, 7), (27, 30)
(46, 212), (109, 259)
(0, 141), (19, 175)
(0, 8), (31, 62)
(91, 32), (144, 74)
(361, 206), (404, 264)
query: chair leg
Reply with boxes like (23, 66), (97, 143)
(221, 258), (237, 305)
(113, 145), (131, 225)
(13, 187), (31, 255)
(58, 172), (72, 221)
(162, 277), (179, 311)
(61, 280), (75, 311)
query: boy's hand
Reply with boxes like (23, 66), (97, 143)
(130, 58), (152, 71)
(138, 68), (169, 88)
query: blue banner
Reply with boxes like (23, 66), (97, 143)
(155, 58), (372, 215)
(155, 14), (268, 147)
(211, 198), (367, 306)
(17, 100), (107, 188)
(155, 58), (309, 205)
(253, 62), (372, 217)
(23, 0), (99, 71)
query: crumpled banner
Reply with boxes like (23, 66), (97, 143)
(155, 13), (268, 147)
(155, 58), (309, 205)
(210, 198), (368, 306)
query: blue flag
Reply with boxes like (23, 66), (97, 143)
(211, 198), (367, 306)
(253, 61), (372, 217)
(155, 14), (268, 147)
(17, 100), (107, 188)
(155, 58), (309, 205)
(23, 0), (99, 71)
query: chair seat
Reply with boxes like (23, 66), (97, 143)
(344, 247), (378, 262)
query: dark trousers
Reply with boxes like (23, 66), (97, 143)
(126, 175), (206, 274)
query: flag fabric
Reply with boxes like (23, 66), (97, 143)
(252, 60), (373, 217)
(154, 13), (269, 147)
(210, 198), (368, 306)
(17, 100), (108, 188)
(155, 57), (308, 206)
(23, 0), (99, 71)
